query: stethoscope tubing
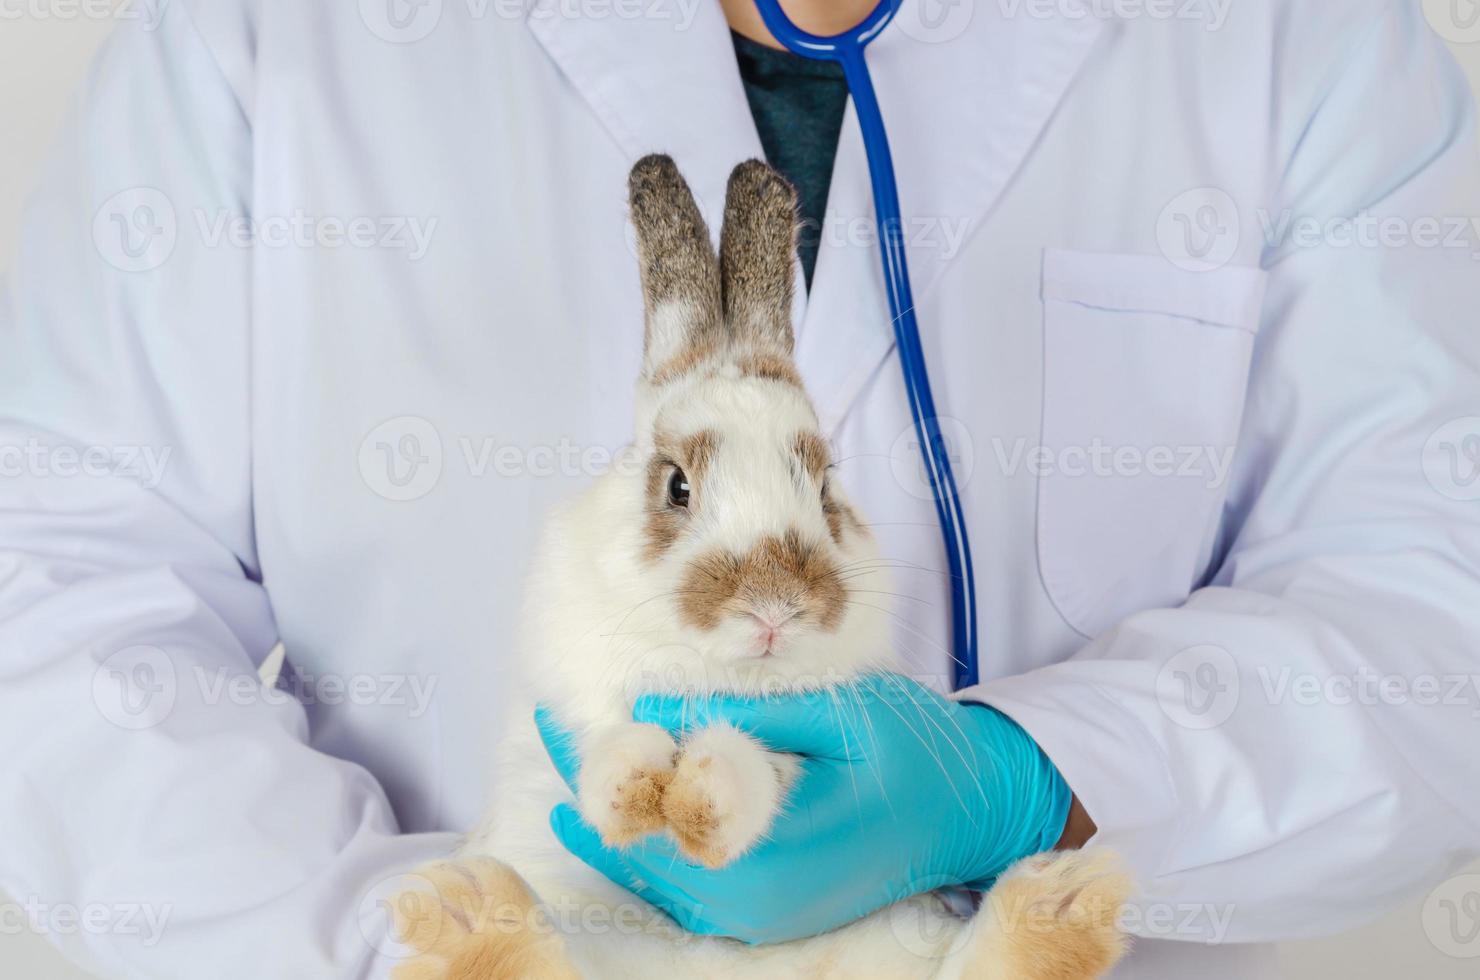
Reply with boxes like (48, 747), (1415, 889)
(750, 0), (980, 692)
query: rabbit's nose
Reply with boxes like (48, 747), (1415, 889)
(746, 607), (799, 656)
(747, 608), (798, 632)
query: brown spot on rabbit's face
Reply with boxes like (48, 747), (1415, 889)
(676, 530), (846, 636)
(793, 432), (830, 483)
(662, 429), (719, 483)
(642, 429), (720, 563)
(821, 489), (860, 545)
(792, 431), (860, 545)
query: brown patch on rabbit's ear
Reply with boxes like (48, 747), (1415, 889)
(720, 160), (799, 358)
(629, 154), (724, 382)
(736, 351), (803, 387)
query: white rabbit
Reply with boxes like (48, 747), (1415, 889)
(390, 156), (1130, 980)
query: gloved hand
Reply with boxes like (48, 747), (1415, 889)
(536, 672), (1072, 944)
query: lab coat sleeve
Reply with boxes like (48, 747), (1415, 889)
(0, 7), (455, 977)
(970, 3), (1480, 943)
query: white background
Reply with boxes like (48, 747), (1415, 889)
(2, 4), (1479, 977)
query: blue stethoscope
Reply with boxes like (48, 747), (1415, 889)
(750, 0), (979, 692)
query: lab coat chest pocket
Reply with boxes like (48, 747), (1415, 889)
(1036, 249), (1269, 638)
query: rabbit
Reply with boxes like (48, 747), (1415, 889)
(389, 155), (1130, 980)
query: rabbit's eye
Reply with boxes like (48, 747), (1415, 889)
(667, 467), (691, 508)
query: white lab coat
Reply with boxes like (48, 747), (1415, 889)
(2, 0), (1479, 976)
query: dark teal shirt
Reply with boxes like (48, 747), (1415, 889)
(732, 32), (849, 290)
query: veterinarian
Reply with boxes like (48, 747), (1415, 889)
(3, 0), (1479, 977)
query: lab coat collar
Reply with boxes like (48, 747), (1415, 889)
(525, 0), (1109, 431)
(796, 1), (1110, 431)
(522, 0), (766, 247)
(524, 0), (812, 372)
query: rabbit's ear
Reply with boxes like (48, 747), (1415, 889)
(719, 160), (799, 357)
(629, 154), (724, 382)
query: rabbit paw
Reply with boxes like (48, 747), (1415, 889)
(576, 722), (679, 848)
(968, 850), (1131, 980)
(662, 723), (797, 868)
(391, 858), (579, 980)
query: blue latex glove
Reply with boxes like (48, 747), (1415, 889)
(536, 673), (1072, 944)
